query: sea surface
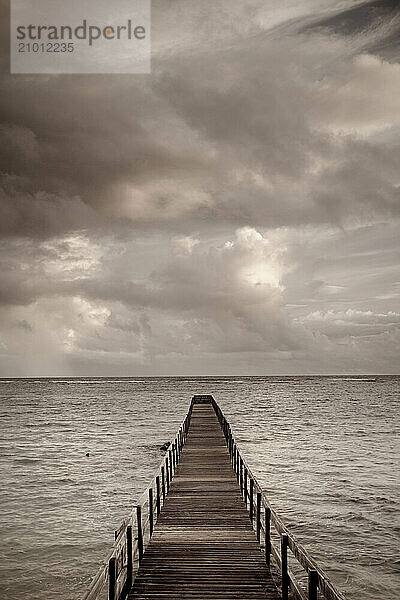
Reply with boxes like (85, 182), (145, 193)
(0, 376), (399, 600)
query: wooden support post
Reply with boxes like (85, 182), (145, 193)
(244, 468), (248, 506)
(281, 533), (289, 600)
(136, 505), (143, 563)
(169, 449), (173, 480)
(240, 458), (243, 495)
(256, 492), (262, 541)
(108, 557), (116, 600)
(233, 443), (236, 472)
(156, 476), (161, 517)
(249, 478), (254, 522)
(308, 569), (318, 600)
(165, 457), (170, 492)
(126, 525), (133, 590)
(265, 507), (271, 567)
(161, 466), (166, 500)
(149, 487), (154, 537)
(236, 448), (240, 481)
(172, 443), (176, 469)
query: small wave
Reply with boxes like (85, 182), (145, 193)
(330, 377), (377, 382)
(52, 478), (77, 485)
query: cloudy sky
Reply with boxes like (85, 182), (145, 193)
(1, 0), (399, 376)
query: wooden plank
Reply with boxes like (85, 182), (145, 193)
(128, 402), (280, 600)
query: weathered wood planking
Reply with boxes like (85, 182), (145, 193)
(128, 402), (279, 600)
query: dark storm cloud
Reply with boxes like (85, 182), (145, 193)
(305, 0), (399, 36)
(0, 1), (399, 241)
(303, 0), (400, 61)
(304, 0), (400, 60)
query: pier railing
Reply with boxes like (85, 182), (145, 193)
(211, 397), (346, 600)
(82, 395), (346, 600)
(81, 405), (193, 600)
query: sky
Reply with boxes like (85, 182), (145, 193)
(0, 0), (399, 376)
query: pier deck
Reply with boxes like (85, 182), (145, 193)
(128, 401), (278, 600)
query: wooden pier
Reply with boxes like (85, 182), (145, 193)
(83, 395), (346, 600)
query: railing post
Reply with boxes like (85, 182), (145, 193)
(240, 458), (243, 494)
(256, 492), (262, 541)
(169, 449), (173, 480)
(281, 533), (289, 600)
(244, 468), (248, 506)
(265, 507), (271, 567)
(233, 443), (236, 472)
(156, 476), (161, 517)
(136, 505), (143, 563)
(184, 415), (189, 437)
(249, 479), (254, 522)
(165, 456), (170, 492)
(174, 440), (178, 464)
(308, 569), (318, 600)
(126, 524), (133, 590)
(172, 443), (176, 470)
(149, 487), (154, 537)
(108, 557), (116, 600)
(161, 466), (166, 500)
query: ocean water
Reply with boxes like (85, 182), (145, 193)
(0, 376), (398, 600)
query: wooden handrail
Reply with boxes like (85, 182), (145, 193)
(211, 398), (346, 600)
(81, 406), (192, 600)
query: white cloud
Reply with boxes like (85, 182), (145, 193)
(313, 54), (400, 134)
